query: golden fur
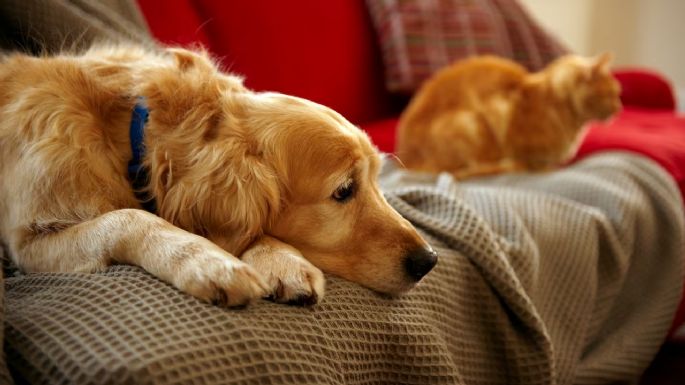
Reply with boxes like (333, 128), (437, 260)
(397, 54), (622, 178)
(0, 45), (435, 306)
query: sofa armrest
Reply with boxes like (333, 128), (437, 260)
(614, 69), (676, 111)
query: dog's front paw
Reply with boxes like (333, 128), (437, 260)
(174, 241), (270, 307)
(241, 238), (325, 306)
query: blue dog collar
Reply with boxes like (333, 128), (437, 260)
(128, 98), (157, 213)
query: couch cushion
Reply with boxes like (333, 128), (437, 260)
(614, 70), (677, 111)
(366, 0), (568, 93)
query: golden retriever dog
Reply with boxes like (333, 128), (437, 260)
(0, 45), (437, 307)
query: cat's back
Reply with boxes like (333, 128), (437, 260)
(401, 56), (528, 126)
(424, 55), (527, 102)
(397, 55), (529, 169)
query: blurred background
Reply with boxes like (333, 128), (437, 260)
(521, 0), (685, 112)
(128, 0), (685, 154)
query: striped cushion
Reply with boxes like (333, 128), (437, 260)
(366, 0), (568, 93)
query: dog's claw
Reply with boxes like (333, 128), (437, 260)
(242, 238), (325, 307)
(285, 292), (319, 307)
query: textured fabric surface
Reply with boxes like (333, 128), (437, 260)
(4, 152), (683, 384)
(365, 0), (568, 93)
(577, 110), (685, 335)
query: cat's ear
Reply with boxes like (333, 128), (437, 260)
(592, 52), (613, 74)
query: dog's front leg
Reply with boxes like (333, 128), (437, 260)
(14, 209), (269, 306)
(240, 235), (325, 305)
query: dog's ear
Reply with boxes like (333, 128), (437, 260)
(152, 142), (281, 253)
(142, 49), (224, 134)
(166, 47), (214, 72)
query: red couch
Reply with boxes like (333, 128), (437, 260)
(138, 0), (684, 343)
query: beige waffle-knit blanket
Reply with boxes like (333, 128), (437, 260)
(2, 152), (683, 384)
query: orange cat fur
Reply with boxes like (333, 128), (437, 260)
(396, 54), (621, 178)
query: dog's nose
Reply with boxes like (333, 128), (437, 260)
(404, 247), (438, 281)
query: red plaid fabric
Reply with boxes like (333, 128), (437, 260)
(366, 0), (568, 93)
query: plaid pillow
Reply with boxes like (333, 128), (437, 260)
(366, 0), (568, 93)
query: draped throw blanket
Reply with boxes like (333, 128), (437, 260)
(3, 152), (683, 384)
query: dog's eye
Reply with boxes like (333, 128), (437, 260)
(332, 180), (354, 203)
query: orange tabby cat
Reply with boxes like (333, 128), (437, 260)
(396, 54), (621, 178)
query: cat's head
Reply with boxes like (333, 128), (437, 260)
(545, 53), (622, 122)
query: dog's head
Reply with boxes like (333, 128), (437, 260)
(144, 48), (436, 295)
(251, 93), (437, 294)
